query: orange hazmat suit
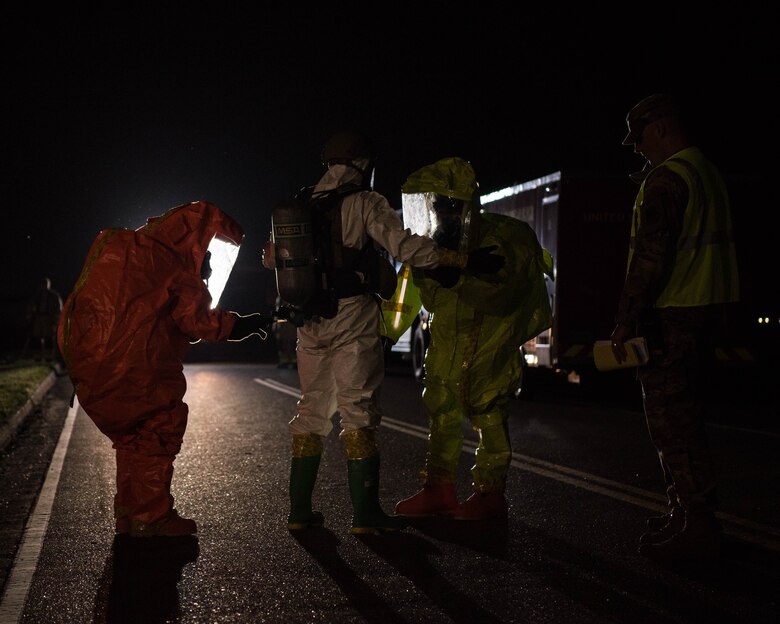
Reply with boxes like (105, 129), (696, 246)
(58, 201), (244, 531)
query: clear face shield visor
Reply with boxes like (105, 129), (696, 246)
(401, 191), (472, 253)
(201, 235), (240, 308)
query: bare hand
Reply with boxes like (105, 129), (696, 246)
(610, 324), (632, 364)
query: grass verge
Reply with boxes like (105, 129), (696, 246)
(0, 362), (54, 424)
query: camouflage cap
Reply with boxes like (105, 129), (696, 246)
(622, 93), (680, 145)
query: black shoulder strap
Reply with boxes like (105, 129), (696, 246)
(312, 184), (364, 268)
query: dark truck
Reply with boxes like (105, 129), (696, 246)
(391, 170), (771, 397)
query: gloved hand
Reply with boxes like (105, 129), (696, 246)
(274, 303), (309, 328)
(424, 266), (461, 288)
(466, 245), (505, 274)
(228, 312), (271, 341)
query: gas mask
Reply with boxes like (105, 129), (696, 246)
(200, 250), (213, 281)
(402, 191), (472, 253)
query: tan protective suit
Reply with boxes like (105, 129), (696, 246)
(58, 201), (243, 529)
(290, 163), (442, 439)
(283, 150), (487, 533)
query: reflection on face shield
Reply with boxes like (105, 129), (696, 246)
(431, 195), (464, 250)
(203, 237), (240, 309)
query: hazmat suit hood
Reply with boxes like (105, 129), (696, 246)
(140, 201), (244, 308)
(313, 160), (372, 195)
(401, 157), (480, 254)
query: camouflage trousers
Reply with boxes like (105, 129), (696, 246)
(638, 306), (720, 513)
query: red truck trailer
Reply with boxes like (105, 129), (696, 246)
(479, 170), (636, 385)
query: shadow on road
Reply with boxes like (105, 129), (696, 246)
(356, 529), (507, 624)
(93, 535), (199, 624)
(405, 515), (509, 558)
(290, 527), (407, 624)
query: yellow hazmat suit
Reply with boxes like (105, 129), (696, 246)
(399, 157), (552, 516)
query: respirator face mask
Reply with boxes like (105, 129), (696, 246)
(402, 191), (469, 252)
(430, 195), (465, 250)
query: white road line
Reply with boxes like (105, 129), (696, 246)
(710, 422), (780, 440)
(256, 377), (780, 552)
(254, 377), (301, 398)
(0, 398), (79, 623)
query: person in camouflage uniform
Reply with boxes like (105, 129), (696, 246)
(611, 94), (739, 562)
(25, 277), (62, 361)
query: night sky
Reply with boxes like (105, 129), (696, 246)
(4, 8), (774, 318)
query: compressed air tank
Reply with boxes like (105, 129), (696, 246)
(271, 198), (317, 308)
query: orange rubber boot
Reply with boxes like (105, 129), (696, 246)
(395, 484), (459, 517)
(451, 492), (507, 520)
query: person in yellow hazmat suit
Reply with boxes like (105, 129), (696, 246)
(395, 157), (553, 520)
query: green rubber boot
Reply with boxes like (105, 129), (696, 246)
(287, 455), (325, 530)
(347, 455), (407, 534)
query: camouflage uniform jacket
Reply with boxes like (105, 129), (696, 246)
(615, 165), (688, 330)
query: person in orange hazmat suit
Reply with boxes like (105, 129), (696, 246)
(58, 200), (271, 537)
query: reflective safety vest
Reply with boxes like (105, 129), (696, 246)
(628, 146), (739, 307)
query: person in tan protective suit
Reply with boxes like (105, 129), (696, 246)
(59, 201), (270, 537)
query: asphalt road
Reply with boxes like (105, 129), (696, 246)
(0, 362), (778, 623)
